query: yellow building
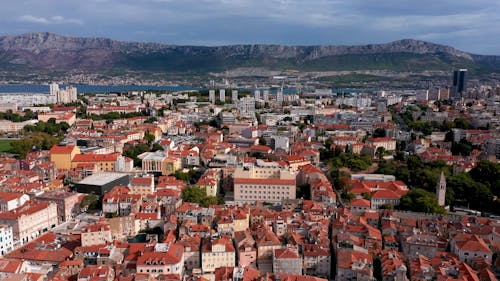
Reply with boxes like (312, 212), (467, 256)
(50, 145), (81, 170)
(71, 153), (120, 171)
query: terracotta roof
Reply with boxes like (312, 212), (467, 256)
(274, 248), (300, 259)
(50, 145), (77, 154)
(72, 153), (120, 162)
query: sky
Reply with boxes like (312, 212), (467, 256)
(0, 0), (499, 54)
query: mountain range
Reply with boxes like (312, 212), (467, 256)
(0, 32), (499, 75)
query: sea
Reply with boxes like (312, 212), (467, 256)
(0, 84), (202, 94)
(0, 84), (370, 95)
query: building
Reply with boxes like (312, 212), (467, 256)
(273, 248), (302, 275)
(77, 265), (114, 281)
(50, 83), (78, 104)
(35, 190), (83, 223)
(436, 171), (446, 206)
(452, 69), (467, 98)
(0, 201), (58, 245)
(0, 119), (38, 133)
(238, 96), (256, 117)
(136, 243), (184, 277)
(0, 224), (13, 256)
(81, 222), (113, 247)
(303, 244), (331, 278)
(276, 89), (283, 105)
(254, 89), (261, 100)
(140, 151), (181, 176)
(201, 236), (235, 274)
(232, 89), (238, 102)
(129, 176), (155, 196)
(50, 145), (81, 170)
(75, 173), (130, 196)
(209, 89), (216, 104)
(71, 153), (122, 172)
(220, 89), (226, 102)
(263, 89), (269, 102)
(0, 192), (30, 212)
(233, 166), (297, 205)
(336, 248), (374, 281)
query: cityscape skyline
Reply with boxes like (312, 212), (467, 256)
(0, 0), (499, 55)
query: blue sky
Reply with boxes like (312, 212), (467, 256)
(1, 0), (499, 54)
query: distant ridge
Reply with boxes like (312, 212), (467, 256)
(0, 32), (498, 74)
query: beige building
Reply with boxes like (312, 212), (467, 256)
(0, 119), (38, 133)
(0, 201), (58, 245)
(35, 190), (83, 223)
(81, 222), (113, 247)
(233, 166), (296, 205)
(136, 243), (184, 277)
(201, 236), (235, 274)
(129, 176), (155, 196)
(273, 248), (302, 275)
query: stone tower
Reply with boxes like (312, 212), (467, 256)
(436, 171), (446, 206)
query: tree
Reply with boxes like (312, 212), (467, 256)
(398, 188), (445, 214)
(181, 186), (223, 207)
(296, 183), (311, 200)
(375, 147), (387, 160)
(80, 194), (100, 213)
(144, 131), (155, 143)
(373, 128), (386, 138)
(10, 132), (60, 158)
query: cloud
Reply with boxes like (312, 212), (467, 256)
(2, 0), (498, 54)
(18, 15), (83, 25)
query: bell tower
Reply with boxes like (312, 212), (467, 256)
(436, 171), (446, 206)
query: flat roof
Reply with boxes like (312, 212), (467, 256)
(78, 172), (129, 186)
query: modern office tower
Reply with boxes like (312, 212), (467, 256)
(452, 69), (467, 98)
(219, 89), (226, 102)
(232, 90), (238, 102)
(209, 89), (215, 104)
(254, 89), (261, 100)
(263, 89), (269, 102)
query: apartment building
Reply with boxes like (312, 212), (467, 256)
(233, 166), (296, 205)
(0, 201), (58, 244)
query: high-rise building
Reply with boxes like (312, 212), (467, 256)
(452, 69), (467, 98)
(49, 82), (59, 96)
(49, 83), (77, 104)
(232, 90), (238, 102)
(263, 89), (269, 102)
(254, 89), (261, 100)
(276, 89), (283, 105)
(209, 89), (216, 104)
(219, 89), (226, 102)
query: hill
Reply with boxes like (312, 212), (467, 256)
(0, 32), (498, 76)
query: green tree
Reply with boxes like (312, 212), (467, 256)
(375, 147), (387, 160)
(398, 188), (445, 214)
(80, 194), (100, 213)
(181, 186), (223, 207)
(373, 128), (386, 138)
